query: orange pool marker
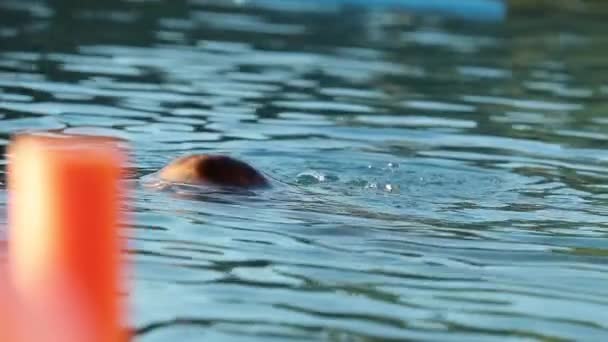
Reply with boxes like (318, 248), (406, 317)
(7, 133), (129, 342)
(0, 266), (19, 342)
(0, 267), (90, 342)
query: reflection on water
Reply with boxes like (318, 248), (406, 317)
(2, 0), (608, 340)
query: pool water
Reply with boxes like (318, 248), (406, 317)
(2, 0), (608, 340)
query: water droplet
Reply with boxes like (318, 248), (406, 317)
(366, 182), (378, 189)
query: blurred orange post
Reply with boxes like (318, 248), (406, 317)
(0, 266), (19, 342)
(6, 133), (129, 342)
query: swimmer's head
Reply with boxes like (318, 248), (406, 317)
(158, 154), (269, 188)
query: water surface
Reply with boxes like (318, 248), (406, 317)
(1, 0), (608, 341)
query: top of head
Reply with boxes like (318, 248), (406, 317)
(158, 154), (269, 188)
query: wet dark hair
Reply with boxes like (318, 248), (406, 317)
(195, 155), (269, 188)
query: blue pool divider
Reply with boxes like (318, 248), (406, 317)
(252, 0), (506, 22)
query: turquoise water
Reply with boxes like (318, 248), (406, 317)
(2, 0), (608, 340)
